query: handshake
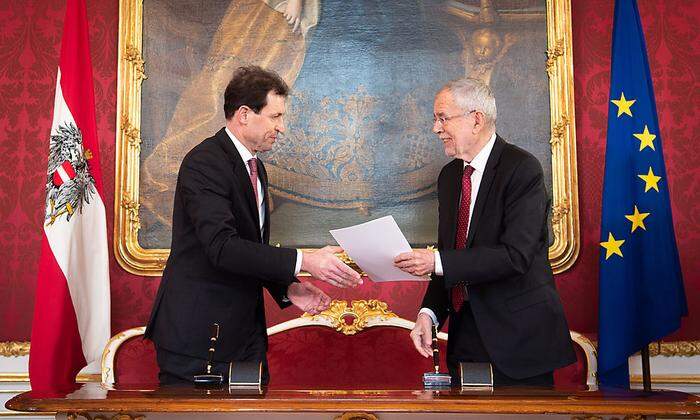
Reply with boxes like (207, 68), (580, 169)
(286, 245), (361, 316)
(287, 246), (436, 317)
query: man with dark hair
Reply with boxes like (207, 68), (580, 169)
(145, 66), (361, 385)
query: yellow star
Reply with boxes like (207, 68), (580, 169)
(638, 167), (661, 192)
(600, 232), (625, 260)
(633, 125), (657, 151)
(625, 205), (650, 233)
(611, 92), (636, 117)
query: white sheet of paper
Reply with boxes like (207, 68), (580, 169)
(330, 216), (428, 282)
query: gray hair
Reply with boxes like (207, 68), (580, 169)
(440, 78), (497, 128)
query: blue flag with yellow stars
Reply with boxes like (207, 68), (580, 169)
(598, 0), (687, 388)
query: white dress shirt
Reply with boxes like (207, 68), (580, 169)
(225, 128), (302, 275)
(420, 133), (497, 325)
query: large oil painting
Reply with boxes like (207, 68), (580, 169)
(115, 0), (579, 275)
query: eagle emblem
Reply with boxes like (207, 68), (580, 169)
(44, 122), (96, 226)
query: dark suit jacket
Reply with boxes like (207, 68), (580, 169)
(422, 135), (576, 379)
(145, 128), (297, 364)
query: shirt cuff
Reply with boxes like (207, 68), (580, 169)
(434, 251), (443, 276)
(294, 249), (303, 276)
(418, 308), (438, 325)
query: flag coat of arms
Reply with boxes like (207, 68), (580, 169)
(29, 0), (111, 390)
(598, 0), (687, 388)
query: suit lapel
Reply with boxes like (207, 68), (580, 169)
(466, 135), (505, 247)
(443, 160), (463, 250)
(215, 129), (261, 238)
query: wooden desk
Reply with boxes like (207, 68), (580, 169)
(6, 383), (700, 419)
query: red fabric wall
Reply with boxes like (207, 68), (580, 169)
(0, 0), (698, 343)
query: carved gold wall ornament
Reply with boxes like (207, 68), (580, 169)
(123, 44), (146, 81)
(120, 194), (141, 233)
(302, 300), (397, 336)
(550, 115), (570, 148)
(0, 341), (29, 357)
(120, 114), (142, 151)
(648, 340), (700, 357)
(552, 199), (571, 227)
(546, 38), (565, 76)
(590, 340), (700, 357)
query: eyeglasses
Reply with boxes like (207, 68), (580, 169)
(433, 109), (477, 126)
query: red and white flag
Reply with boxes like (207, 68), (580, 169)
(29, 0), (110, 390)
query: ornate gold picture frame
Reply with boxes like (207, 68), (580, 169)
(114, 0), (579, 276)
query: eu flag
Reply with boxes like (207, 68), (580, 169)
(598, 0), (688, 388)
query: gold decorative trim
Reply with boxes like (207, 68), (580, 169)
(335, 413), (378, 420)
(68, 413), (145, 420)
(120, 193), (141, 232)
(589, 340), (700, 358)
(545, 38), (565, 76)
(120, 114), (142, 151)
(648, 340), (700, 357)
(115, 0), (579, 275)
(123, 44), (146, 81)
(0, 373), (100, 382)
(0, 342), (29, 357)
(0, 373), (28, 382)
(630, 374), (700, 385)
(546, 0), (579, 273)
(550, 114), (569, 147)
(302, 300), (397, 336)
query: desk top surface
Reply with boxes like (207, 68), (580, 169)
(7, 383), (700, 415)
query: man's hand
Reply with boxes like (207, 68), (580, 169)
(301, 246), (362, 288)
(410, 313), (434, 358)
(394, 249), (435, 277)
(287, 282), (331, 315)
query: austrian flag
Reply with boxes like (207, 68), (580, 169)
(29, 0), (111, 390)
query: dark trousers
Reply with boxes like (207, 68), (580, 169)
(447, 302), (554, 387)
(155, 346), (270, 386)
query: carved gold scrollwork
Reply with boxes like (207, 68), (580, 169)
(0, 341), (30, 357)
(545, 38), (565, 76)
(303, 300), (398, 335)
(124, 44), (146, 81)
(121, 194), (141, 232)
(649, 340), (700, 357)
(550, 115), (570, 148)
(67, 413), (145, 420)
(552, 199), (570, 226)
(121, 114), (142, 151)
(335, 413), (379, 420)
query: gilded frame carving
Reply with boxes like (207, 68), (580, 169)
(114, 0), (579, 276)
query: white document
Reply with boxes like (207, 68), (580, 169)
(330, 216), (428, 282)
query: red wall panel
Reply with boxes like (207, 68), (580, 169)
(0, 0), (697, 343)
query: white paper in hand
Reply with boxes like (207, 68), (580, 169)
(330, 216), (427, 282)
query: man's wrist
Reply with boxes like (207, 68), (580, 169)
(434, 250), (443, 276)
(294, 249), (303, 275)
(418, 308), (438, 325)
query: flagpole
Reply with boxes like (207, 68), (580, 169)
(641, 344), (652, 391)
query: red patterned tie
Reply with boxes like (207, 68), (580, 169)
(452, 164), (475, 312)
(247, 158), (259, 207)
